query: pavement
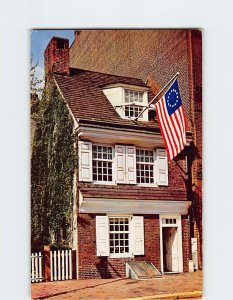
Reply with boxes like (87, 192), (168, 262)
(31, 271), (202, 300)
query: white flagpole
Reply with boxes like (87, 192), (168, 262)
(134, 72), (180, 121)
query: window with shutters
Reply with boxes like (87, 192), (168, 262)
(79, 141), (168, 186)
(92, 145), (113, 182)
(136, 149), (155, 184)
(109, 217), (130, 256)
(96, 215), (144, 258)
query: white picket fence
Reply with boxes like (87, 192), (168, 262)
(31, 252), (43, 282)
(50, 250), (73, 281)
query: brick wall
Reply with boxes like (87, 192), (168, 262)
(77, 213), (189, 279)
(44, 37), (70, 77)
(77, 214), (161, 279)
(70, 29), (192, 129)
(79, 157), (188, 201)
(182, 216), (190, 272)
(190, 30), (202, 268)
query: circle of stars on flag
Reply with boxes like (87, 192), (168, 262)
(167, 88), (179, 108)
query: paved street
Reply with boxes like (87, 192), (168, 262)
(31, 271), (202, 300)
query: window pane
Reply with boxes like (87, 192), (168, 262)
(130, 91), (134, 102)
(109, 217), (130, 255)
(92, 145), (113, 182)
(139, 93), (143, 102)
(136, 149), (154, 184)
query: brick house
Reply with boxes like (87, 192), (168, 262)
(42, 36), (195, 279)
(69, 29), (202, 270)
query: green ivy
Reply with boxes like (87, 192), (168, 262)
(31, 80), (76, 249)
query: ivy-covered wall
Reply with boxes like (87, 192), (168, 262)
(31, 80), (76, 249)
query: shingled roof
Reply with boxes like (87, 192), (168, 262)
(54, 68), (160, 131)
(70, 30), (193, 122)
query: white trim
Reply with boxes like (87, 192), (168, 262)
(109, 253), (133, 258)
(136, 147), (157, 187)
(80, 198), (191, 215)
(107, 214), (134, 259)
(78, 141), (93, 182)
(159, 214), (183, 274)
(96, 216), (110, 256)
(92, 143), (115, 184)
(77, 126), (164, 148)
(93, 181), (117, 186)
(102, 83), (149, 92)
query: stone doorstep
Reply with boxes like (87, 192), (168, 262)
(121, 291), (202, 300)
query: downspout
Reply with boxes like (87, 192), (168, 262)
(187, 29), (196, 263)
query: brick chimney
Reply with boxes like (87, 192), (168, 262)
(44, 37), (70, 78)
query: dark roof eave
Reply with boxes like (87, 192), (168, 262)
(77, 118), (159, 132)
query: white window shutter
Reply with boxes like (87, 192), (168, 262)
(115, 145), (126, 183)
(132, 216), (144, 255)
(96, 216), (109, 256)
(156, 148), (168, 186)
(126, 146), (136, 184)
(78, 141), (93, 182)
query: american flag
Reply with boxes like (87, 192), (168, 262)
(156, 79), (187, 160)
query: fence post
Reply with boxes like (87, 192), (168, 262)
(72, 250), (76, 279)
(43, 245), (51, 282)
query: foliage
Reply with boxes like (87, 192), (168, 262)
(30, 59), (44, 117)
(31, 80), (76, 248)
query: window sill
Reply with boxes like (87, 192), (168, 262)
(109, 253), (134, 259)
(93, 181), (117, 186)
(136, 183), (158, 187)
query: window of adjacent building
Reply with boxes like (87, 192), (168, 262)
(92, 145), (113, 182)
(109, 217), (130, 255)
(124, 90), (144, 119)
(136, 149), (154, 184)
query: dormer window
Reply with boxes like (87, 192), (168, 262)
(124, 90), (143, 103)
(102, 84), (149, 121)
(124, 90), (144, 119)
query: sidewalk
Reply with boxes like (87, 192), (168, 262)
(31, 271), (202, 300)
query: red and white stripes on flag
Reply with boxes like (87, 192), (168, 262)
(156, 79), (187, 160)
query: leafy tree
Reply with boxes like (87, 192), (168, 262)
(30, 59), (44, 117)
(31, 80), (76, 249)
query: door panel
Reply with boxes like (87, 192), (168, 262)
(162, 227), (179, 272)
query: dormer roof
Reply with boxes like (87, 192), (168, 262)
(54, 68), (160, 131)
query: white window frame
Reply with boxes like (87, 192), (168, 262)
(136, 147), (157, 187)
(96, 215), (144, 258)
(124, 105), (144, 119)
(123, 89), (146, 120)
(92, 143), (115, 185)
(79, 141), (168, 187)
(108, 215), (133, 258)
